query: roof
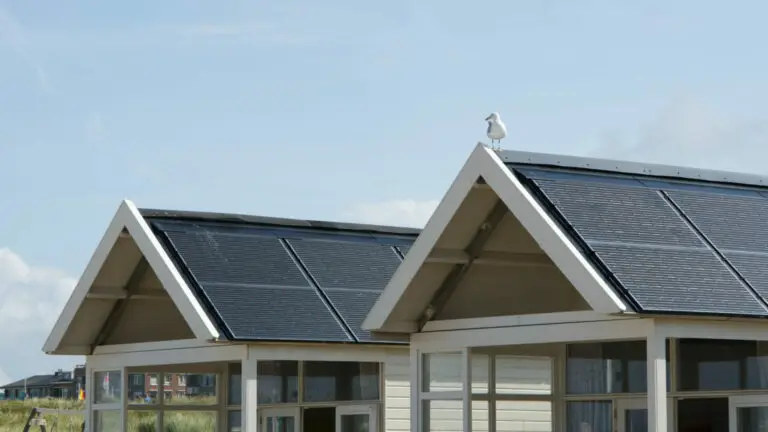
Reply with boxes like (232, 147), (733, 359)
(363, 144), (768, 333)
(142, 209), (417, 344)
(1, 374), (70, 389)
(504, 151), (768, 318)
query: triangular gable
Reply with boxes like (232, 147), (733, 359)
(43, 200), (220, 355)
(362, 143), (628, 333)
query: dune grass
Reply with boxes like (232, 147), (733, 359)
(0, 397), (220, 431)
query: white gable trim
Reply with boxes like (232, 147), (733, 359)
(362, 143), (627, 333)
(43, 200), (220, 354)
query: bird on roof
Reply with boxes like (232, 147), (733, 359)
(485, 112), (507, 151)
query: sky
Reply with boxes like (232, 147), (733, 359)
(3, 0), (768, 384)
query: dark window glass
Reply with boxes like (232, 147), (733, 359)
(678, 339), (768, 391)
(258, 361), (299, 404)
(228, 363), (242, 405)
(566, 401), (612, 432)
(303, 362), (380, 402)
(566, 341), (670, 394)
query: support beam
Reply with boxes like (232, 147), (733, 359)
(647, 324), (667, 432)
(87, 287), (168, 300)
(242, 358), (258, 432)
(461, 348), (472, 432)
(425, 249), (553, 267)
(419, 199), (508, 328)
(90, 257), (149, 353)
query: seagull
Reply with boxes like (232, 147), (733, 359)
(485, 112), (507, 150)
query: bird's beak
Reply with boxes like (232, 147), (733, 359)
(484, 115), (491, 121)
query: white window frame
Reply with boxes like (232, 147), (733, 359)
(729, 394), (768, 432)
(335, 404), (378, 432)
(616, 397), (674, 432)
(91, 368), (124, 431)
(260, 407), (300, 432)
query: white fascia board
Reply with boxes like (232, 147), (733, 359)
(362, 143), (489, 332)
(478, 147), (628, 314)
(43, 200), (220, 354)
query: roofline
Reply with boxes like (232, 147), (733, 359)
(498, 146), (768, 188)
(140, 208), (421, 237)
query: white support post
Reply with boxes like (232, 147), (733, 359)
(243, 357), (258, 432)
(461, 348), (472, 432)
(410, 345), (420, 432)
(647, 325), (667, 432)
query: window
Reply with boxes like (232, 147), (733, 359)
(164, 374), (172, 386)
(303, 361), (380, 402)
(258, 361), (299, 404)
(678, 339), (768, 391)
(130, 374), (144, 386)
(177, 375), (186, 387)
(566, 341), (670, 394)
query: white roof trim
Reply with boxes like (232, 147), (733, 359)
(362, 144), (627, 333)
(43, 200), (220, 354)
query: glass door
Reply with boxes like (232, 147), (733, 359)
(729, 395), (768, 432)
(335, 405), (377, 432)
(616, 398), (674, 432)
(260, 408), (299, 432)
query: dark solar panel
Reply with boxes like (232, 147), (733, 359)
(162, 229), (309, 288)
(200, 283), (352, 341)
(287, 239), (402, 291)
(722, 253), (768, 304)
(530, 178), (703, 248)
(397, 245), (411, 257)
(323, 289), (388, 342)
(591, 244), (768, 315)
(665, 190), (768, 253)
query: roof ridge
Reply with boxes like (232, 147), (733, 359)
(499, 148), (768, 189)
(140, 208), (422, 236)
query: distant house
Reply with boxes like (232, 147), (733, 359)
(1, 365), (86, 400)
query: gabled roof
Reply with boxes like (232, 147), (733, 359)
(1, 374), (66, 389)
(44, 201), (418, 354)
(363, 143), (768, 333)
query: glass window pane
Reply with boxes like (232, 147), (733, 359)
(164, 411), (217, 430)
(423, 399), (462, 432)
(228, 410), (242, 432)
(94, 370), (122, 404)
(737, 406), (768, 432)
(127, 411), (157, 432)
(303, 361), (380, 402)
(472, 400), (489, 432)
(567, 341), (670, 394)
(229, 362), (242, 405)
(746, 342), (768, 390)
(258, 361), (299, 404)
(127, 373), (157, 404)
(496, 356), (552, 395)
(163, 373), (217, 405)
(422, 352), (462, 392)
(94, 410), (121, 431)
(678, 339), (757, 391)
(497, 400), (553, 432)
(566, 401), (612, 432)
(472, 354), (490, 394)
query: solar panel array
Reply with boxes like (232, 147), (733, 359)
(513, 167), (768, 317)
(149, 219), (416, 343)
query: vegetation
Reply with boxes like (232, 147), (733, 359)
(0, 397), (220, 431)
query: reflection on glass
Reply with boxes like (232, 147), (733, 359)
(566, 401), (612, 432)
(423, 399), (462, 432)
(422, 352), (462, 392)
(228, 410), (242, 432)
(303, 362), (379, 402)
(737, 406), (768, 432)
(127, 373), (157, 404)
(94, 371), (122, 404)
(259, 361), (299, 404)
(164, 411), (217, 431)
(163, 373), (217, 405)
(496, 356), (552, 395)
(93, 410), (121, 432)
(229, 363), (242, 405)
(340, 414), (370, 432)
(265, 416), (296, 432)
(678, 339), (768, 391)
(127, 411), (157, 432)
(625, 409), (648, 432)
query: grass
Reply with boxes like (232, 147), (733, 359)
(0, 397), (221, 431)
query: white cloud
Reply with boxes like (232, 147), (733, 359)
(588, 97), (768, 174)
(343, 199), (439, 228)
(0, 248), (81, 385)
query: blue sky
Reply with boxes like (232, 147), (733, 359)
(2, 0), (768, 383)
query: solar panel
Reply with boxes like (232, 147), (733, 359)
(162, 229), (309, 287)
(287, 239), (402, 291)
(200, 283), (352, 342)
(591, 244), (768, 315)
(323, 289), (386, 342)
(397, 245), (411, 257)
(531, 178), (703, 248)
(666, 190), (768, 253)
